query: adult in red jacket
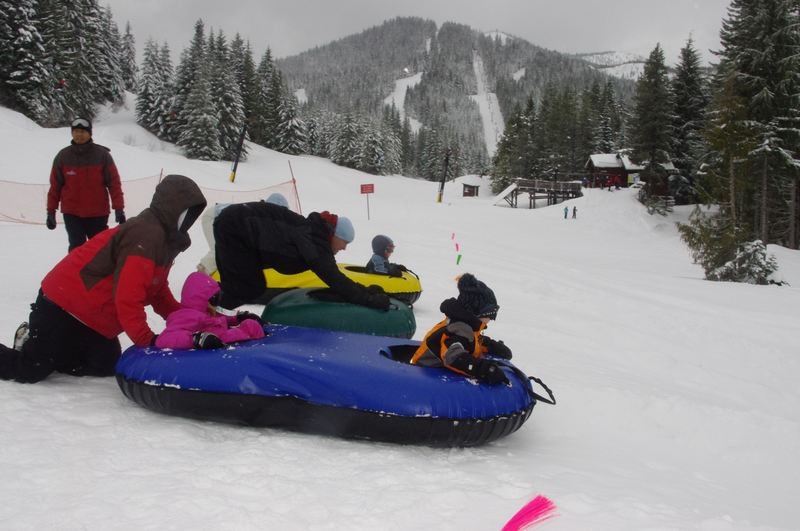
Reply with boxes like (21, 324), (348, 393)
(46, 117), (126, 251)
(0, 174), (207, 383)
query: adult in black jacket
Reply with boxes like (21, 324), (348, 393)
(213, 201), (390, 310)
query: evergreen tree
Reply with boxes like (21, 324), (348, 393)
(94, 6), (124, 106)
(171, 19), (206, 141)
(135, 39), (161, 132)
(671, 37), (709, 181)
(59, 0), (104, 118)
(230, 35), (260, 145)
(0, 0), (51, 121)
(594, 81), (619, 154)
(381, 124), (403, 175)
(711, 0), (800, 246)
(399, 116), (415, 175)
(120, 21), (137, 92)
(331, 113), (361, 168)
(251, 48), (279, 147)
(358, 125), (385, 174)
(275, 96), (306, 155)
(575, 82), (600, 158)
(177, 72), (223, 160)
(208, 30), (246, 161)
(628, 43), (674, 196)
(153, 43), (175, 140)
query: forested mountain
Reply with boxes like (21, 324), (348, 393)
(277, 17), (635, 178)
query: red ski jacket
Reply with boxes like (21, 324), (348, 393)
(41, 175), (207, 346)
(47, 140), (124, 217)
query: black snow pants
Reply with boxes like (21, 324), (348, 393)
(0, 290), (121, 383)
(63, 213), (109, 252)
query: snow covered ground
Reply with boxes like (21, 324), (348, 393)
(1, 101), (799, 530)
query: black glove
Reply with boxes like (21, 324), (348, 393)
(387, 264), (404, 277)
(471, 358), (509, 385)
(236, 311), (264, 325)
(192, 331), (224, 349)
(452, 354), (508, 385)
(482, 336), (512, 359)
(46, 211), (56, 230)
(115, 209), (126, 224)
(366, 284), (386, 294)
(396, 264), (408, 272)
(365, 292), (391, 310)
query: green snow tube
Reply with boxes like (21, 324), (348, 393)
(261, 288), (416, 338)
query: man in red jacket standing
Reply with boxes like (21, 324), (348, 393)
(46, 117), (126, 251)
(0, 174), (207, 383)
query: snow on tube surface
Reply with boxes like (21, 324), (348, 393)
(211, 263), (423, 305)
(115, 324), (538, 446)
(261, 288), (416, 338)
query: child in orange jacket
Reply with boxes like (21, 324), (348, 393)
(411, 273), (511, 384)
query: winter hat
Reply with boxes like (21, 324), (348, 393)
(70, 117), (92, 134)
(371, 235), (395, 255)
(265, 192), (289, 208)
(457, 273), (499, 319)
(334, 216), (355, 243)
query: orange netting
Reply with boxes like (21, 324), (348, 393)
(0, 173), (302, 225)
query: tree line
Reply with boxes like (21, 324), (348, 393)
(491, 1), (799, 281)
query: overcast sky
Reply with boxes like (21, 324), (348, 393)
(105, 0), (731, 65)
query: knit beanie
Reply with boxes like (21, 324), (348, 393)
(457, 273), (499, 319)
(334, 216), (355, 243)
(371, 234), (394, 254)
(265, 192), (289, 208)
(319, 211), (355, 243)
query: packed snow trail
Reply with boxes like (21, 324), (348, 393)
(470, 49), (504, 158)
(383, 72), (423, 133)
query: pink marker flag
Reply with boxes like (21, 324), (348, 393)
(501, 495), (557, 530)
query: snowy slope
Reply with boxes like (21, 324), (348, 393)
(470, 49), (504, 159)
(577, 50), (646, 80)
(383, 72), (423, 133)
(0, 103), (799, 530)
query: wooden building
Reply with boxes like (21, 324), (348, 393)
(585, 152), (676, 189)
(585, 153), (643, 188)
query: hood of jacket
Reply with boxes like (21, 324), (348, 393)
(180, 271), (220, 311)
(147, 174), (207, 252)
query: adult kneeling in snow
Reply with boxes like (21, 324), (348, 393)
(0, 175), (207, 383)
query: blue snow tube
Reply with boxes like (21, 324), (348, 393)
(115, 324), (551, 446)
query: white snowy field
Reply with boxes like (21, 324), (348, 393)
(0, 101), (799, 530)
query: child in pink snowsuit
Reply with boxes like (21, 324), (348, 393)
(155, 272), (265, 350)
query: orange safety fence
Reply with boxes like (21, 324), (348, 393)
(0, 174), (301, 225)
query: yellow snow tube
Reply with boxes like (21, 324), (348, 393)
(211, 263), (422, 304)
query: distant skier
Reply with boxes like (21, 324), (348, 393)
(572, 206), (577, 219)
(563, 206), (568, 219)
